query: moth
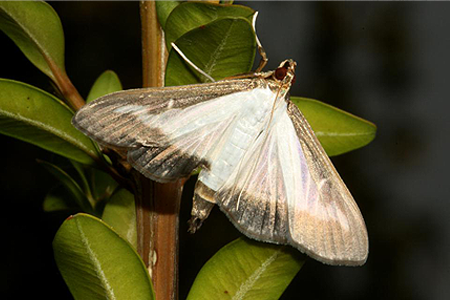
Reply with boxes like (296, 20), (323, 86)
(72, 54), (368, 266)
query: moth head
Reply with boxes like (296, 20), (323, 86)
(274, 59), (297, 87)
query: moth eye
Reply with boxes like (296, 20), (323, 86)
(275, 67), (288, 80)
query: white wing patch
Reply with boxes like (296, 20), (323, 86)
(198, 87), (276, 191)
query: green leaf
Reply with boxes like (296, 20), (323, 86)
(0, 79), (98, 164)
(90, 168), (119, 202)
(155, 0), (181, 30)
(291, 97), (377, 156)
(70, 160), (93, 198)
(102, 189), (136, 248)
(43, 185), (79, 212)
(187, 238), (304, 300)
(165, 2), (254, 51)
(86, 70), (123, 103)
(0, 1), (65, 81)
(165, 17), (256, 86)
(38, 160), (94, 214)
(53, 213), (154, 300)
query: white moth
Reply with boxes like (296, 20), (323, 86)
(72, 58), (368, 266)
(75, 4), (370, 265)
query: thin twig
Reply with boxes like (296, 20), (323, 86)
(46, 58), (85, 111)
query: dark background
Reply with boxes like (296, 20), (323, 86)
(1, 1), (449, 299)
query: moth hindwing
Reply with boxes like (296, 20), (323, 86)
(73, 60), (368, 266)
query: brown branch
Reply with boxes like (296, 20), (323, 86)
(47, 58), (85, 111)
(141, 0), (166, 88)
(139, 2), (181, 300)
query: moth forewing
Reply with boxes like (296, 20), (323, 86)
(72, 79), (260, 149)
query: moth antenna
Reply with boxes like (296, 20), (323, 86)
(253, 11), (268, 72)
(171, 42), (216, 83)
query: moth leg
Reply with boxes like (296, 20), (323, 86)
(188, 196), (215, 233)
(189, 180), (216, 233)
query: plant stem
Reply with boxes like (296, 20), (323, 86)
(141, 0), (166, 88)
(47, 58), (85, 111)
(139, 2), (181, 300)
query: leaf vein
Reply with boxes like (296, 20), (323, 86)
(0, 109), (96, 158)
(76, 219), (116, 300)
(203, 19), (235, 78)
(232, 249), (282, 300)
(315, 131), (374, 137)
